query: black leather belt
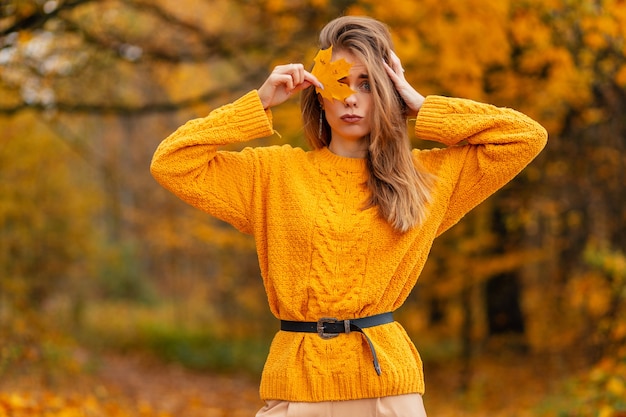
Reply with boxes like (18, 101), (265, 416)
(280, 312), (394, 376)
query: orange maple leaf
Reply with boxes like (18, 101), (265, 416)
(311, 46), (355, 102)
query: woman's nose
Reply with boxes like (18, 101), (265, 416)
(344, 92), (357, 107)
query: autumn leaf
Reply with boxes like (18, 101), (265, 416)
(311, 46), (355, 101)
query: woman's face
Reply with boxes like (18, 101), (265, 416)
(321, 49), (373, 158)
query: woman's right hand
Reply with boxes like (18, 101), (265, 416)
(258, 63), (322, 110)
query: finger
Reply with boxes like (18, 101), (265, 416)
(277, 63), (304, 88)
(289, 68), (322, 94)
(278, 73), (295, 92)
(388, 51), (405, 75)
(269, 64), (321, 96)
(277, 63), (308, 92)
(383, 60), (400, 81)
(389, 51), (401, 68)
(268, 72), (295, 92)
(290, 63), (304, 86)
(274, 64), (299, 78)
(385, 61), (406, 88)
(290, 80), (315, 95)
(303, 70), (323, 89)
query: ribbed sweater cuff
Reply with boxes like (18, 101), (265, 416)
(414, 95), (458, 145)
(230, 90), (274, 140)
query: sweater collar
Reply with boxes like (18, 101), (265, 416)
(314, 147), (367, 173)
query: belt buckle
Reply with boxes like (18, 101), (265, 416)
(317, 317), (340, 339)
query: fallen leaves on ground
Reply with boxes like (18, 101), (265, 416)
(0, 349), (587, 417)
(1, 353), (263, 417)
(0, 391), (169, 417)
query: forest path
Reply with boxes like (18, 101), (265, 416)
(95, 351), (558, 417)
(2, 350), (565, 417)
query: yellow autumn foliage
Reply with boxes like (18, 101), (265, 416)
(1, 0), (625, 415)
(0, 392), (170, 417)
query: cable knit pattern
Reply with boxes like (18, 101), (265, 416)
(150, 90), (547, 402)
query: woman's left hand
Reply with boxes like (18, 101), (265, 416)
(384, 51), (425, 117)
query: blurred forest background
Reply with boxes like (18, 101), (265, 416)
(1, 0), (625, 416)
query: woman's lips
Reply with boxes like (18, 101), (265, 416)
(341, 114), (363, 123)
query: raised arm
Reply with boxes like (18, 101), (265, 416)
(415, 95), (548, 235)
(385, 51), (547, 234)
(150, 91), (273, 233)
(150, 64), (322, 233)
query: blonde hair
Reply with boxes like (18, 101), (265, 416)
(301, 16), (433, 233)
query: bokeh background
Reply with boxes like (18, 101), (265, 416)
(1, 0), (625, 416)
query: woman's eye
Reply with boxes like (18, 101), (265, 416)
(339, 79), (371, 92)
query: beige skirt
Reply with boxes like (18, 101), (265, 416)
(255, 394), (427, 417)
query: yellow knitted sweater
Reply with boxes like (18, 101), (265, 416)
(150, 90), (547, 402)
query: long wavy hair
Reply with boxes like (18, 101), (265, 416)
(301, 16), (433, 233)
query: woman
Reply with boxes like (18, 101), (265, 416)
(151, 15), (547, 417)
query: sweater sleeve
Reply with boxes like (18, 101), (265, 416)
(415, 95), (548, 236)
(150, 90), (274, 234)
